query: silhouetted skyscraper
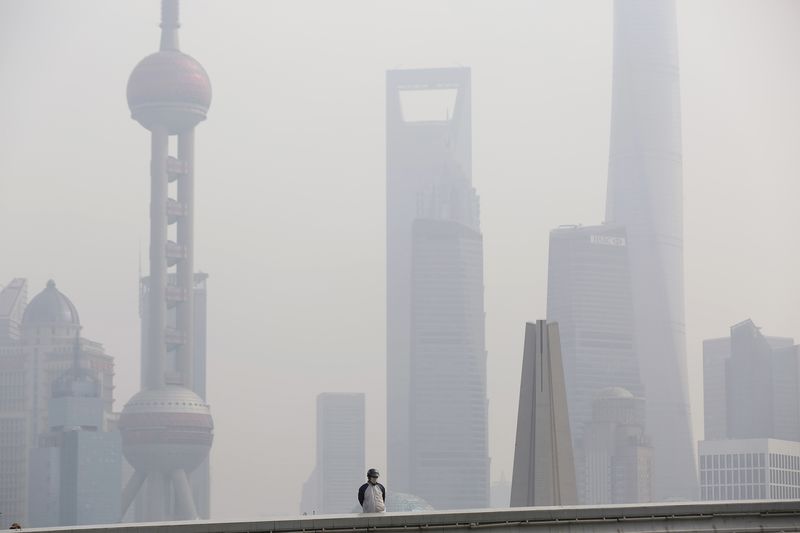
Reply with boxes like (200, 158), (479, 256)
(605, 0), (696, 500)
(546, 224), (642, 502)
(386, 67), (489, 509)
(511, 321), (576, 507)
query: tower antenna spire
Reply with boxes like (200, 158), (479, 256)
(160, 0), (180, 51)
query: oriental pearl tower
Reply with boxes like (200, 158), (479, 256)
(119, 0), (213, 521)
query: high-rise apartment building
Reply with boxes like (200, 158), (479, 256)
(582, 388), (652, 504)
(316, 393), (365, 514)
(387, 67), (489, 509)
(511, 321), (576, 507)
(605, 0), (696, 500)
(0, 280), (116, 527)
(546, 224), (642, 502)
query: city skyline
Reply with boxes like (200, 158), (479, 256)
(1, 0), (799, 518)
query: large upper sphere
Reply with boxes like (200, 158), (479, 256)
(127, 50), (212, 134)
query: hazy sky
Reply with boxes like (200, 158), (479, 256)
(1, 0), (799, 519)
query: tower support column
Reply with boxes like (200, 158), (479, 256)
(177, 130), (194, 389)
(149, 126), (169, 390)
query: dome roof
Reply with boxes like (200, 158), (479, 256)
(22, 280), (80, 326)
(596, 387), (634, 400)
(127, 50), (212, 133)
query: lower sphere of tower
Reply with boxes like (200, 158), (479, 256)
(119, 386), (213, 473)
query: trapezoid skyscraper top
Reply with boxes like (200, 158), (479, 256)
(511, 321), (577, 507)
(386, 67), (488, 508)
(605, 0), (697, 500)
(119, 0), (213, 521)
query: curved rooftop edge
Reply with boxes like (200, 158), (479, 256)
(26, 500), (800, 533)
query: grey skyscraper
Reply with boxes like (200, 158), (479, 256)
(387, 67), (488, 509)
(119, 0), (214, 521)
(581, 388), (652, 504)
(316, 393), (365, 514)
(703, 320), (798, 442)
(511, 321), (576, 507)
(605, 0), (696, 500)
(546, 224), (642, 502)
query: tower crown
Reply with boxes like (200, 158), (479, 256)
(126, 0), (211, 134)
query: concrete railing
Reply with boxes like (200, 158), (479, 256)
(29, 500), (800, 533)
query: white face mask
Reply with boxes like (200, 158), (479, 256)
(369, 477), (378, 484)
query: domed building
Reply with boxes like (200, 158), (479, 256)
(0, 278), (117, 527)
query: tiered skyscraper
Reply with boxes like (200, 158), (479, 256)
(605, 0), (696, 500)
(119, 0), (214, 521)
(386, 67), (489, 509)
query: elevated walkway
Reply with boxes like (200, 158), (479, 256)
(34, 500), (800, 533)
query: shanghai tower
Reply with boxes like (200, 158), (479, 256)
(606, 0), (697, 500)
(119, 0), (214, 521)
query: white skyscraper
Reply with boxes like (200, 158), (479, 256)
(605, 0), (697, 500)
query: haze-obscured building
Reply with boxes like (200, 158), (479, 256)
(582, 387), (652, 504)
(0, 279), (116, 527)
(387, 67), (489, 509)
(700, 320), (800, 501)
(546, 224), (642, 502)
(606, 0), (697, 500)
(703, 320), (799, 442)
(28, 341), (121, 527)
(699, 439), (800, 500)
(316, 393), (365, 514)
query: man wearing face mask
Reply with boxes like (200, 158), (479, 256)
(358, 468), (386, 513)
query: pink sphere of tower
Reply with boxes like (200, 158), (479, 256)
(127, 50), (212, 134)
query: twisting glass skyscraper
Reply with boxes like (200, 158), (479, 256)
(387, 68), (489, 509)
(605, 0), (697, 500)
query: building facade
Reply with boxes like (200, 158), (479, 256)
(605, 0), (696, 500)
(386, 67), (489, 509)
(699, 439), (800, 501)
(581, 388), (652, 504)
(0, 279), (116, 527)
(546, 224), (643, 502)
(316, 393), (365, 514)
